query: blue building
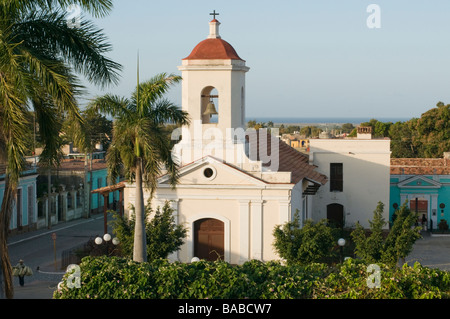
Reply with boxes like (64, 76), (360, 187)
(35, 158), (118, 228)
(0, 165), (38, 235)
(390, 155), (450, 231)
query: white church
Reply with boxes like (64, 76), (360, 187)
(122, 16), (328, 264)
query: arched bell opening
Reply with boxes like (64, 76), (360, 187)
(201, 86), (219, 124)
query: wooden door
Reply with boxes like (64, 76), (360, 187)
(194, 218), (224, 261)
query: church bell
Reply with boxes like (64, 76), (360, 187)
(203, 100), (218, 117)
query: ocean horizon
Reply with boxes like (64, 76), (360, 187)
(245, 117), (411, 125)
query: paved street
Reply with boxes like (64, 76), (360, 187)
(405, 232), (450, 271)
(7, 213), (112, 299)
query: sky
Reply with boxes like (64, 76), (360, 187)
(78, 0), (450, 119)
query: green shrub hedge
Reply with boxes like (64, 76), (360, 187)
(53, 256), (450, 299)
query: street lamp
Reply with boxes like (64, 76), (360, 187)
(191, 257), (200, 263)
(338, 238), (346, 263)
(95, 233), (120, 256)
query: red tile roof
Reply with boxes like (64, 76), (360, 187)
(247, 130), (328, 185)
(38, 159), (108, 171)
(390, 158), (450, 175)
(183, 38), (243, 61)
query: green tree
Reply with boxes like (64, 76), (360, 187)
(415, 102), (450, 158)
(110, 201), (187, 262)
(0, 0), (121, 299)
(389, 121), (418, 158)
(351, 202), (422, 267)
(247, 120), (256, 128)
(340, 123), (355, 134)
(382, 203), (422, 266)
(273, 211), (336, 264)
(63, 110), (113, 151)
(87, 73), (189, 262)
(351, 202), (387, 264)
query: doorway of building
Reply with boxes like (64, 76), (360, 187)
(327, 203), (344, 228)
(410, 197), (428, 226)
(194, 218), (224, 261)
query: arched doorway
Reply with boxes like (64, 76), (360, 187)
(194, 218), (224, 261)
(327, 203), (344, 228)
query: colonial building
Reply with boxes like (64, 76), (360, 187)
(308, 127), (391, 229)
(35, 158), (118, 229)
(390, 154), (450, 231)
(123, 16), (327, 264)
(0, 165), (38, 235)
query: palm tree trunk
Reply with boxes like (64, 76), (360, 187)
(0, 180), (16, 299)
(133, 158), (147, 262)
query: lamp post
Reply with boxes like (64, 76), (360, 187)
(338, 238), (346, 263)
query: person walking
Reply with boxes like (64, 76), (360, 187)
(12, 259), (33, 286)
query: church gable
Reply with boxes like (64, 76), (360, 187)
(158, 156), (267, 187)
(398, 176), (442, 189)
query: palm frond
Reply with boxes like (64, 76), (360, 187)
(12, 9), (122, 88)
(33, 97), (65, 168)
(0, 0), (113, 18)
(0, 71), (28, 186)
(86, 94), (130, 118)
(149, 98), (190, 126)
(131, 73), (181, 113)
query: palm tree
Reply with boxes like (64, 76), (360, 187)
(0, 0), (121, 299)
(87, 72), (189, 262)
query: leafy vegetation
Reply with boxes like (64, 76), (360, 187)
(109, 201), (187, 262)
(87, 73), (189, 262)
(349, 102), (450, 158)
(54, 256), (450, 299)
(273, 213), (337, 265)
(351, 202), (422, 267)
(0, 0), (121, 299)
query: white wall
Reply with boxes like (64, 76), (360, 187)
(309, 138), (391, 228)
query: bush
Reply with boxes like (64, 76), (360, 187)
(110, 200), (187, 261)
(273, 212), (337, 265)
(53, 256), (450, 299)
(351, 201), (422, 267)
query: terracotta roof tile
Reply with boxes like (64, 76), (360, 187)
(390, 158), (450, 175)
(247, 130), (327, 185)
(183, 38), (243, 61)
(38, 159), (108, 171)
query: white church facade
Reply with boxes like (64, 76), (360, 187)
(123, 17), (327, 264)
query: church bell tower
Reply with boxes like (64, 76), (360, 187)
(175, 12), (250, 164)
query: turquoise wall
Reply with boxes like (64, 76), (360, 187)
(390, 175), (450, 230)
(0, 170), (37, 229)
(87, 168), (119, 210)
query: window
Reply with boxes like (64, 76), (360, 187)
(203, 168), (214, 178)
(16, 188), (22, 227)
(202, 166), (217, 180)
(27, 185), (34, 224)
(330, 163), (343, 192)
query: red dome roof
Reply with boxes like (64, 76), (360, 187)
(183, 38), (243, 61)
